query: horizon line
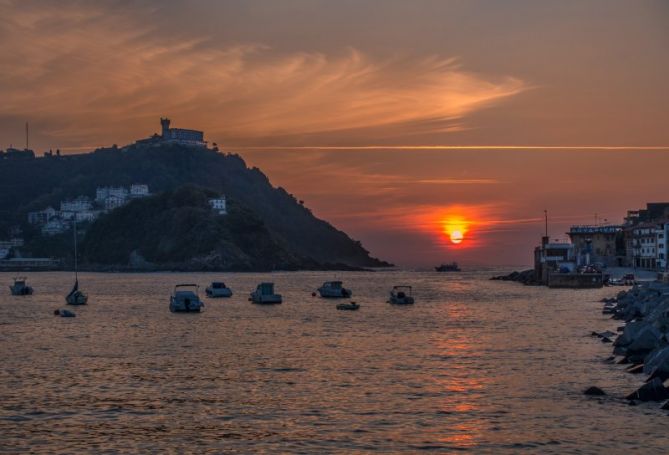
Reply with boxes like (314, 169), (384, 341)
(43, 144), (669, 153)
(232, 145), (669, 151)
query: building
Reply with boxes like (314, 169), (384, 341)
(630, 223), (658, 270)
(567, 225), (624, 267)
(657, 222), (669, 272)
(534, 236), (575, 284)
(160, 118), (205, 146)
(104, 195), (126, 211)
(130, 184), (150, 198)
(42, 218), (69, 236)
(208, 197), (227, 215)
(61, 196), (93, 212)
(28, 207), (57, 225)
(96, 186), (128, 202)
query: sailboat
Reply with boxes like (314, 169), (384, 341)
(66, 218), (88, 305)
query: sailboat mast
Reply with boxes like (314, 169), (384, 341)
(73, 217), (78, 281)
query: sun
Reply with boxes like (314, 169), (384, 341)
(450, 230), (464, 244)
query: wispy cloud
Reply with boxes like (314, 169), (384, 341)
(0, 1), (527, 149)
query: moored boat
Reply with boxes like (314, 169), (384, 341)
(388, 285), (414, 305)
(317, 281), (352, 298)
(336, 301), (360, 310)
(9, 277), (33, 296)
(170, 284), (205, 312)
(250, 282), (282, 304)
(66, 218), (88, 305)
(205, 281), (233, 298)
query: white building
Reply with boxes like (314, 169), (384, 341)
(61, 196), (93, 213)
(75, 211), (98, 222)
(42, 218), (69, 236)
(208, 197), (227, 215)
(104, 195), (126, 211)
(28, 206), (57, 225)
(130, 184), (150, 198)
(96, 186), (128, 202)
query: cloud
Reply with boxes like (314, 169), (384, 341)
(0, 1), (527, 149)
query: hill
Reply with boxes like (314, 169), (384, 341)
(0, 143), (389, 269)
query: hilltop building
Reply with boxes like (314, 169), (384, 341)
(208, 197), (227, 215)
(134, 118), (207, 148)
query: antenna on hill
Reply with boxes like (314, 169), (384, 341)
(25, 121), (29, 150)
(544, 209), (548, 237)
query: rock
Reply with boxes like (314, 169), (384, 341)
(601, 337), (612, 343)
(583, 386), (606, 396)
(662, 400), (669, 410)
(625, 377), (669, 402)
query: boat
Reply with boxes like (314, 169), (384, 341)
(336, 301), (360, 310)
(205, 281), (233, 298)
(54, 308), (76, 318)
(435, 262), (461, 272)
(317, 281), (352, 298)
(170, 284), (205, 312)
(9, 277), (33, 295)
(388, 285), (414, 305)
(66, 218), (88, 305)
(250, 282), (282, 304)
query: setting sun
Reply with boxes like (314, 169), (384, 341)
(443, 215), (470, 246)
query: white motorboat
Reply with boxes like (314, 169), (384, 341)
(9, 277), (33, 296)
(317, 281), (352, 298)
(205, 281), (233, 298)
(250, 282), (282, 304)
(388, 285), (415, 305)
(170, 284), (205, 312)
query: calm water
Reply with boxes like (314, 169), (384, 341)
(1, 270), (667, 454)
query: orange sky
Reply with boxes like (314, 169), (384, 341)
(2, 1), (668, 266)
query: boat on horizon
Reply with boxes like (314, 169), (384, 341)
(170, 284), (204, 312)
(9, 277), (33, 296)
(435, 262), (461, 272)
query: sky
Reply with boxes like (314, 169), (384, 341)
(1, 0), (668, 267)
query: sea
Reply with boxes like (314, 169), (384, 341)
(1, 270), (667, 454)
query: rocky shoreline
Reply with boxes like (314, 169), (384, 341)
(588, 281), (669, 407)
(489, 269), (539, 285)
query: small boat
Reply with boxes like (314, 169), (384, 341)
(205, 281), (233, 298)
(66, 218), (88, 305)
(65, 280), (88, 305)
(435, 262), (461, 272)
(54, 308), (76, 318)
(170, 284), (205, 313)
(336, 301), (360, 310)
(9, 277), (33, 296)
(250, 282), (282, 304)
(317, 281), (352, 298)
(388, 285), (414, 305)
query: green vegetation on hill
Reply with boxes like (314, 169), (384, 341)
(0, 143), (390, 269)
(81, 186), (304, 270)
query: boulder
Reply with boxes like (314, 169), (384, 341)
(583, 386), (606, 396)
(625, 377), (669, 402)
